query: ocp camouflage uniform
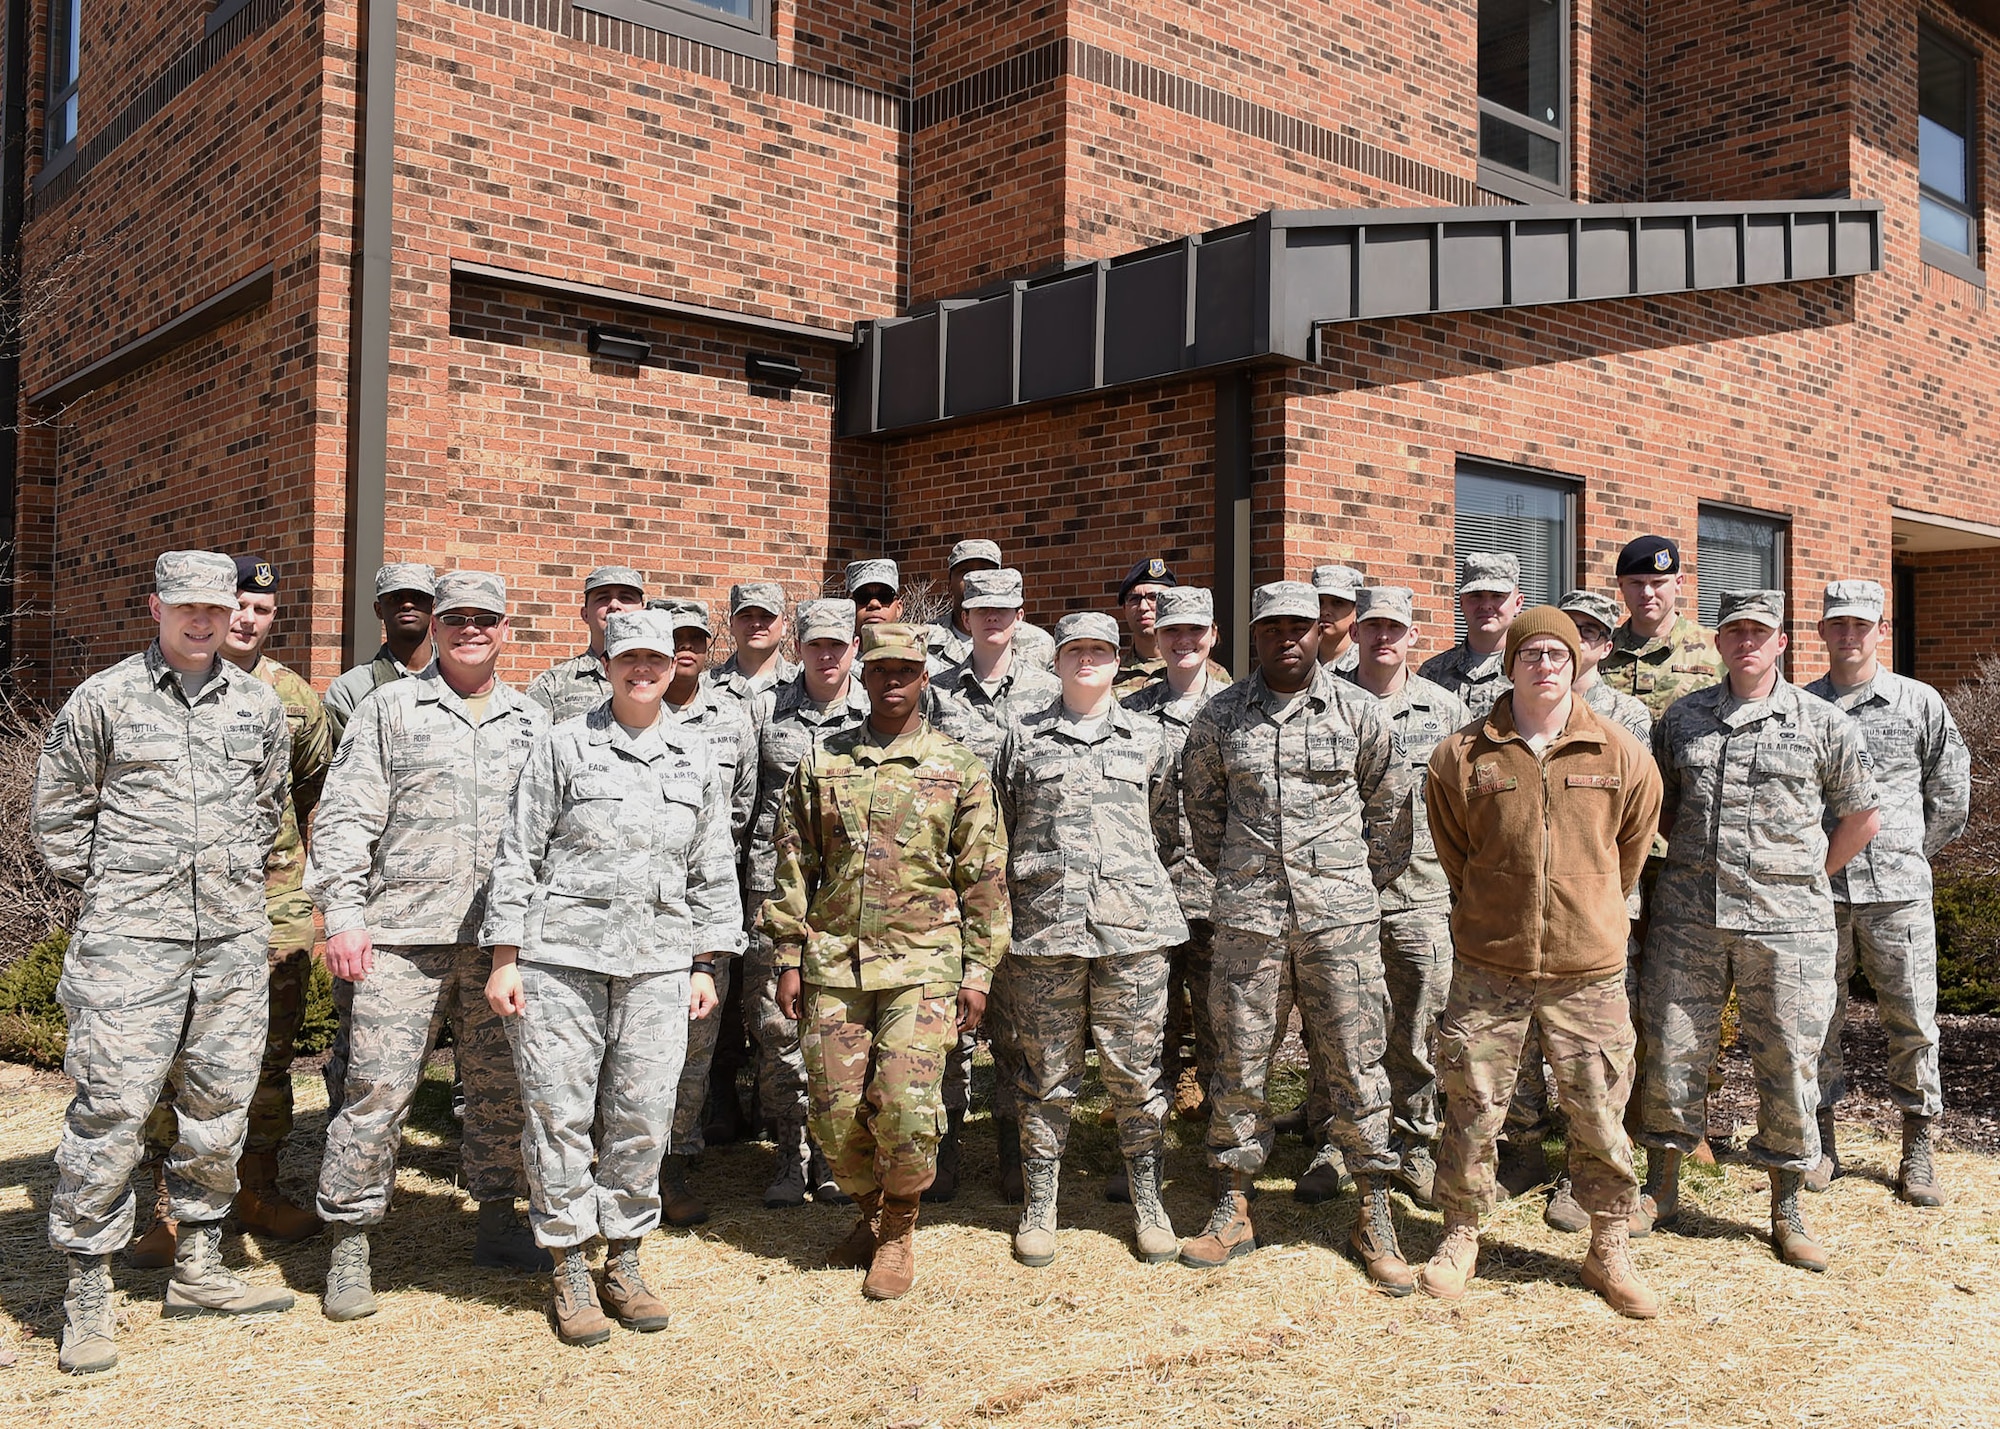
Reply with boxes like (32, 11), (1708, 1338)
(1600, 613), (1723, 720)
(323, 643), (416, 746)
(1415, 642), (1510, 722)
(309, 667), (546, 1225)
(1638, 679), (1877, 1171)
(1114, 652), (1232, 699)
(1805, 668), (1970, 1119)
(927, 619), (1055, 673)
(1182, 665), (1404, 1178)
(524, 649), (612, 723)
(35, 643), (291, 1253)
(764, 721), (1011, 1200)
(993, 702), (1187, 1161)
(482, 705), (742, 1247)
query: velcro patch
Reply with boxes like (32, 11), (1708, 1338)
(1466, 775), (1518, 797)
(1566, 774), (1622, 789)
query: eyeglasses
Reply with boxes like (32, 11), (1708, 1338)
(1515, 648), (1571, 668)
(438, 612), (503, 629)
(1123, 591), (1159, 605)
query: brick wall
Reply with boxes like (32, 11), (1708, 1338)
(1899, 549), (2000, 688)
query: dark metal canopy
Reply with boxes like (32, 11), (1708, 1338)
(838, 199), (1884, 438)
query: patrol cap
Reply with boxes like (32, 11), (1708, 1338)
(155, 550), (240, 608)
(960, 567), (1024, 610)
(1505, 606), (1582, 671)
(604, 609), (675, 659)
(1822, 579), (1885, 622)
(1250, 581), (1320, 624)
(1354, 586), (1414, 628)
(949, 538), (1002, 570)
(662, 599), (712, 637)
(1154, 586), (1215, 630)
(1458, 552), (1521, 595)
(796, 598), (857, 644)
(1557, 589), (1622, 637)
(729, 581), (785, 617)
(235, 554), (277, 594)
(375, 562), (437, 598)
(1053, 611), (1121, 651)
(1717, 589), (1785, 630)
(583, 565), (646, 597)
(1616, 535), (1680, 578)
(1118, 556), (1177, 603)
(434, 570), (507, 615)
(846, 558), (900, 595)
(858, 622), (928, 664)
(1311, 564), (1365, 602)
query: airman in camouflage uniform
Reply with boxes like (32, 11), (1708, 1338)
(766, 623), (1011, 1300)
(323, 562), (436, 745)
(310, 571), (551, 1312)
(1114, 557), (1233, 697)
(1177, 581), (1412, 1293)
(1314, 563), (1366, 676)
(482, 608), (742, 1343)
(1806, 579), (1970, 1205)
(927, 539), (1056, 672)
(35, 550), (296, 1373)
(1417, 553), (1521, 721)
(524, 565), (648, 722)
(994, 612), (1186, 1266)
(846, 557), (907, 628)
(1636, 590), (1881, 1273)
(710, 581), (802, 705)
(1599, 535), (1723, 720)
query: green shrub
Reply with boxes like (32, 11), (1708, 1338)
(1935, 873), (2000, 1015)
(299, 956), (338, 1056)
(0, 928), (69, 1068)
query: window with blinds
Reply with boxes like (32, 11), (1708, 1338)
(1696, 506), (1788, 627)
(1452, 462), (1577, 640)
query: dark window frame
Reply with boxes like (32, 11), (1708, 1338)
(41, 0), (79, 170)
(206, 0), (254, 35)
(1918, 21), (1983, 285)
(570, 0), (775, 63)
(1451, 456), (1580, 642)
(1695, 501), (1792, 643)
(1476, 0), (1571, 202)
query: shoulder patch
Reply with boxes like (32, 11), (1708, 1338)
(41, 721), (65, 754)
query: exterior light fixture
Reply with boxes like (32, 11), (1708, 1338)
(587, 326), (651, 363)
(745, 351), (804, 387)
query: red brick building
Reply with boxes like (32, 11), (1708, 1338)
(4, 0), (1997, 693)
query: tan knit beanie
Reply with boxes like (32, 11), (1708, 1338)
(1503, 605), (1582, 673)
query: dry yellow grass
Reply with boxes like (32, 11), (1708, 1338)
(1, 1062), (1996, 1429)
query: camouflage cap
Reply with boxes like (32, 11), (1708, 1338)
(1557, 589), (1622, 636)
(235, 554), (278, 594)
(1311, 563), (1365, 602)
(960, 567), (1024, 609)
(583, 565), (647, 596)
(858, 622), (928, 664)
(663, 599), (712, 636)
(434, 570), (507, 615)
(796, 598), (857, 644)
(1053, 611), (1121, 651)
(1154, 586), (1215, 629)
(1717, 589), (1785, 629)
(1354, 585), (1414, 627)
(604, 608), (676, 659)
(1250, 580), (1320, 624)
(154, 550), (240, 608)
(1459, 552), (1521, 595)
(1822, 579), (1885, 622)
(729, 581), (786, 617)
(375, 561), (437, 598)
(949, 538), (1002, 570)
(846, 558), (900, 595)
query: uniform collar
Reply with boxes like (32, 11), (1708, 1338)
(1481, 689), (1605, 750)
(412, 663), (516, 722)
(1248, 663), (1334, 718)
(144, 641), (232, 702)
(853, 719), (934, 765)
(1716, 675), (1800, 728)
(583, 702), (695, 759)
(1021, 696), (1132, 742)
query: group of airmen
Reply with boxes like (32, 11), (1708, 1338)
(28, 529), (1969, 1369)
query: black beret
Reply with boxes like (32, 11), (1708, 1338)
(1615, 535), (1679, 578)
(1118, 556), (1178, 603)
(235, 554), (277, 593)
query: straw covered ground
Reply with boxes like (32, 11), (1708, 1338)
(0, 1046), (1996, 1429)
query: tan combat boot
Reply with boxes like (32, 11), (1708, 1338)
(660, 1155), (708, 1228)
(1013, 1158), (1060, 1267)
(1805, 1107), (1840, 1194)
(1127, 1153), (1178, 1264)
(1349, 1175), (1414, 1296)
(599, 1240), (672, 1332)
(1544, 1175), (1590, 1234)
(1898, 1113), (1946, 1207)
(57, 1254), (118, 1375)
(163, 1222), (296, 1317)
(550, 1249), (612, 1345)
(1770, 1169), (1829, 1272)
(322, 1228), (378, 1322)
(1178, 1170), (1256, 1268)
(863, 1193), (920, 1300)
(1629, 1147), (1681, 1237)
(1417, 1213), (1480, 1302)
(127, 1159), (177, 1269)
(827, 1188), (882, 1268)
(1580, 1211), (1659, 1319)
(233, 1151), (323, 1242)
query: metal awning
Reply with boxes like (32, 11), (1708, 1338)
(838, 199), (1883, 437)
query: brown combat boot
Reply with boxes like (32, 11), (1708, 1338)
(1348, 1175), (1414, 1296)
(863, 1193), (920, 1300)
(128, 1159), (178, 1269)
(233, 1151), (323, 1242)
(1898, 1113), (1947, 1208)
(599, 1240), (672, 1331)
(1417, 1214), (1479, 1302)
(550, 1249), (611, 1345)
(1805, 1107), (1840, 1194)
(1770, 1169), (1829, 1272)
(924, 1109), (965, 1203)
(1580, 1211), (1659, 1319)
(827, 1188), (882, 1269)
(660, 1155), (709, 1228)
(1179, 1171), (1256, 1268)
(1629, 1147), (1681, 1236)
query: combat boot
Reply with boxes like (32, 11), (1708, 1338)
(550, 1248), (612, 1345)
(473, 1199), (553, 1271)
(1348, 1175), (1414, 1296)
(1898, 1113), (1947, 1207)
(1014, 1158), (1061, 1266)
(322, 1228), (378, 1322)
(925, 1108), (964, 1203)
(127, 1158), (177, 1269)
(763, 1124), (810, 1209)
(1392, 1141), (1437, 1208)
(1629, 1147), (1681, 1236)
(1417, 1214), (1479, 1302)
(1127, 1153), (1178, 1264)
(1173, 1065), (1208, 1120)
(1271, 1104), (1308, 1138)
(1179, 1170), (1256, 1268)
(1495, 1137), (1548, 1200)
(600, 1239), (672, 1331)
(233, 1150), (322, 1242)
(660, 1156), (709, 1228)
(1580, 1211), (1659, 1319)
(1805, 1107), (1840, 1194)
(807, 1144), (851, 1205)
(863, 1194), (920, 1300)
(57, 1254), (117, 1375)
(163, 1222), (296, 1317)
(1294, 1143), (1350, 1204)
(1770, 1169), (1829, 1272)
(1544, 1175), (1590, 1234)
(995, 1117), (1024, 1203)
(827, 1188), (882, 1268)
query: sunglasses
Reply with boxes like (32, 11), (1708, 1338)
(438, 612), (503, 629)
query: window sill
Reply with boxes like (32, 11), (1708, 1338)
(1475, 161), (1569, 206)
(1921, 238), (1986, 289)
(570, 0), (776, 62)
(32, 143), (78, 193)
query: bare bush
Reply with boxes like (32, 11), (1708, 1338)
(0, 690), (75, 968)
(1941, 656), (2000, 880)
(813, 572), (951, 631)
